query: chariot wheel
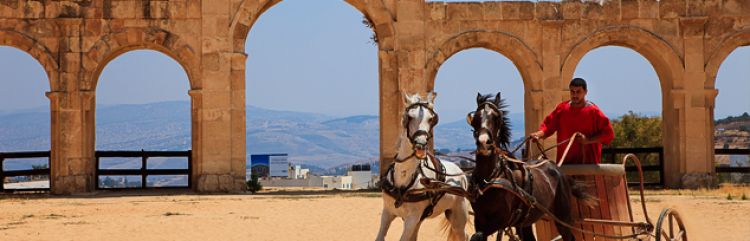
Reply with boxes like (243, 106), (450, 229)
(655, 208), (687, 241)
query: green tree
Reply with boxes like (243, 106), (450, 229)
(608, 111), (663, 183)
(246, 174), (263, 194)
(610, 111), (662, 148)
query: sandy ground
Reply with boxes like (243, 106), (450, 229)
(1, 187), (749, 241)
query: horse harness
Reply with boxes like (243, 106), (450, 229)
(473, 150), (552, 228)
(380, 153), (449, 221)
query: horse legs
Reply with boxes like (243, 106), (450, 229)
(470, 215), (489, 241)
(447, 202), (469, 241)
(375, 210), (396, 241)
(400, 215), (423, 241)
(517, 226), (536, 241)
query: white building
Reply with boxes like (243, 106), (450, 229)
(288, 165), (309, 179)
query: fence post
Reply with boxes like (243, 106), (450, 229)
(187, 150), (192, 189)
(0, 155), (5, 192)
(141, 149), (147, 189)
(658, 148), (665, 187)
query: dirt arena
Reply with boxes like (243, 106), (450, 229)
(1, 186), (749, 241)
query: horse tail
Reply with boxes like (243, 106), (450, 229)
(568, 177), (599, 208)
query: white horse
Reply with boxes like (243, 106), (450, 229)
(375, 93), (469, 241)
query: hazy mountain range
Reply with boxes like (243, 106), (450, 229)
(0, 101), (526, 172)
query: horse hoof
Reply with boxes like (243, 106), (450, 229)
(470, 233), (484, 241)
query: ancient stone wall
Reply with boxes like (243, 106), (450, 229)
(1, 0), (747, 192)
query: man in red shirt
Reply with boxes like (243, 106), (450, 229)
(530, 78), (614, 164)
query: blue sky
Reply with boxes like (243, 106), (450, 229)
(0, 0), (748, 122)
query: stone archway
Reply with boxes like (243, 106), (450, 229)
(560, 25), (686, 187)
(561, 26), (684, 93)
(426, 30), (544, 150)
(426, 30), (543, 92)
(231, 0), (398, 175)
(705, 30), (750, 89)
(0, 30), (59, 91)
(81, 28), (200, 190)
(83, 28), (198, 91)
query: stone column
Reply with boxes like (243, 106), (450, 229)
(192, 0), (246, 192)
(676, 17), (715, 188)
(534, 20), (564, 160)
(48, 89), (96, 194)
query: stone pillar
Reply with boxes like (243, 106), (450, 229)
(534, 20), (564, 160)
(48, 89), (96, 194)
(677, 17), (715, 188)
(379, 0), (427, 175)
(192, 0), (246, 192)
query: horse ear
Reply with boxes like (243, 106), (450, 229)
(495, 92), (502, 105)
(466, 111), (474, 125)
(476, 92), (482, 104)
(427, 92), (437, 107)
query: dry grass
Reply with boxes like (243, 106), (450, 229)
(638, 183), (750, 198)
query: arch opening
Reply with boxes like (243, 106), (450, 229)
(95, 50), (192, 189)
(0, 46), (52, 190)
(432, 48), (526, 159)
(244, 0), (380, 188)
(712, 46), (750, 183)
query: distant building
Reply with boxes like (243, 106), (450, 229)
(288, 164), (310, 179)
(348, 164), (375, 189)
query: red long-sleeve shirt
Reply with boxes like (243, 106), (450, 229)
(540, 101), (614, 164)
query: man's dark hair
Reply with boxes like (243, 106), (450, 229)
(569, 78), (587, 91)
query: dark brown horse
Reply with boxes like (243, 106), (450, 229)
(466, 93), (596, 241)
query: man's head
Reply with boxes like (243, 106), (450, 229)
(569, 78), (588, 105)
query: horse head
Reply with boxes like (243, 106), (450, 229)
(401, 92), (439, 159)
(466, 92), (511, 157)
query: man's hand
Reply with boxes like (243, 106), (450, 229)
(577, 133), (598, 145)
(530, 131), (545, 141)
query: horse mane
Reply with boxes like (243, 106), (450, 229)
(476, 94), (512, 150)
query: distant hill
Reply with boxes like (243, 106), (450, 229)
(0, 101), (528, 172)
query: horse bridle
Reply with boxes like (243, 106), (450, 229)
(469, 101), (505, 154)
(402, 102), (439, 148)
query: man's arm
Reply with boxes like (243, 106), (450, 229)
(581, 110), (615, 145)
(531, 104), (563, 139)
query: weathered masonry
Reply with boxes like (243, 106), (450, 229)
(0, 0), (747, 193)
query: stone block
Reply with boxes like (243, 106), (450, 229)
(202, 0), (228, 15)
(687, 0), (707, 16)
(203, 52), (220, 72)
(537, 2), (562, 21)
(581, 0), (618, 20)
(681, 173), (717, 189)
(24, 0), (44, 19)
(561, 0), (581, 20)
(398, 0), (424, 21)
(169, 0), (188, 19)
(110, 0), (136, 19)
(502, 2), (534, 20)
(660, 0), (687, 19)
(428, 3), (446, 21)
(187, 0), (201, 18)
(622, 0), (639, 19)
(483, 2), (503, 20)
(150, 0), (170, 19)
(446, 2), (482, 21)
(639, 0), (660, 19)
(62, 53), (80, 73)
(722, 0), (750, 16)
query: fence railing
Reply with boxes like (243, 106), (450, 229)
(714, 148), (750, 174)
(602, 147), (664, 187)
(0, 151), (51, 193)
(96, 150), (192, 190)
